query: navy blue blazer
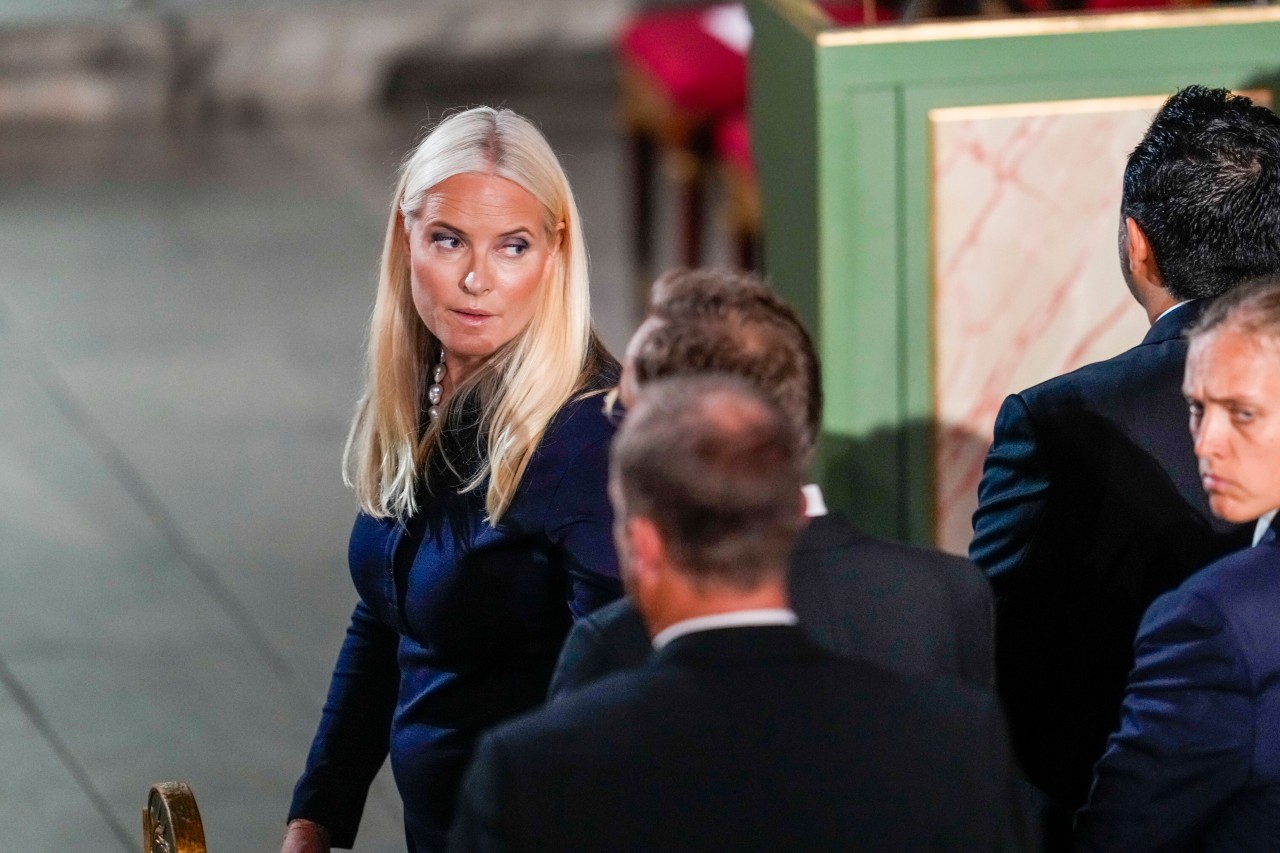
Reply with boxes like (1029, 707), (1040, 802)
(548, 511), (994, 698)
(288, 382), (622, 852)
(970, 300), (1250, 807)
(454, 625), (1033, 853)
(1077, 537), (1280, 851)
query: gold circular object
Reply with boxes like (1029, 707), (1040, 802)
(143, 781), (207, 853)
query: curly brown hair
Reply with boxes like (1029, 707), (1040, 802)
(629, 268), (822, 463)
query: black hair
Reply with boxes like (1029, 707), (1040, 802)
(1123, 85), (1280, 301)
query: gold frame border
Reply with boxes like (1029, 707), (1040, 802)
(930, 93), (1171, 123)
(813, 4), (1280, 47)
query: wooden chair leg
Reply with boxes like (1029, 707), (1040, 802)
(631, 129), (656, 284)
(679, 166), (705, 268)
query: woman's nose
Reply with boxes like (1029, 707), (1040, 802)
(459, 260), (491, 295)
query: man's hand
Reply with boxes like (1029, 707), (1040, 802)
(281, 819), (331, 853)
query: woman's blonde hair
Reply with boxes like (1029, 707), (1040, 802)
(344, 106), (605, 522)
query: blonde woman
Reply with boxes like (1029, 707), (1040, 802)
(282, 107), (622, 853)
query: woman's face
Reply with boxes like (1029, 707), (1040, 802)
(404, 172), (561, 384)
(1184, 324), (1280, 522)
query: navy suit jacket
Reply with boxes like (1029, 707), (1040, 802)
(1077, 538), (1280, 851)
(453, 625), (1033, 853)
(971, 301), (1250, 807)
(548, 510), (994, 698)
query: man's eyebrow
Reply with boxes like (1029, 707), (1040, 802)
(1197, 391), (1266, 406)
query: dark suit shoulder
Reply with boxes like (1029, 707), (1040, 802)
(546, 598), (650, 699)
(465, 628), (1026, 853)
(1177, 544), (1280, 615)
(840, 524), (986, 587)
(525, 632), (998, 749)
(581, 596), (646, 640)
(791, 515), (994, 686)
(1018, 334), (1187, 418)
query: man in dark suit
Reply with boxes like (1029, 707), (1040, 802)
(970, 86), (1280, 823)
(549, 268), (993, 698)
(1078, 277), (1280, 850)
(450, 377), (1032, 853)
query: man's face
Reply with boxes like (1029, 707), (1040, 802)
(1184, 325), (1280, 522)
(618, 316), (665, 408)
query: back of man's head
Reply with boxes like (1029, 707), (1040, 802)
(1124, 85), (1280, 301)
(628, 268), (823, 464)
(611, 375), (805, 589)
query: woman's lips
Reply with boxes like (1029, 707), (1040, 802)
(451, 309), (494, 327)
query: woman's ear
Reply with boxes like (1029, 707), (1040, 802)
(543, 221), (566, 277)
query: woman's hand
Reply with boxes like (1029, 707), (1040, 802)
(280, 819), (331, 853)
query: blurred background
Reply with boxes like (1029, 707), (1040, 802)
(0, 0), (748, 848)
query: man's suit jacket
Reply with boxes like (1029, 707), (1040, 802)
(1076, 539), (1280, 851)
(548, 511), (994, 698)
(970, 300), (1250, 808)
(452, 625), (1033, 853)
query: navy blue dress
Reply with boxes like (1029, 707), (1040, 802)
(289, 383), (623, 851)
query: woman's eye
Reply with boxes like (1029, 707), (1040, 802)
(1233, 408), (1256, 424)
(501, 240), (530, 257)
(432, 232), (462, 250)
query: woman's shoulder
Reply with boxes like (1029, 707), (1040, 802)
(543, 364), (621, 450)
(501, 369), (619, 522)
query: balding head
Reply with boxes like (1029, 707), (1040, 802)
(610, 375), (805, 589)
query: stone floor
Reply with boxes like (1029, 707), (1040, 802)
(0, 55), (733, 850)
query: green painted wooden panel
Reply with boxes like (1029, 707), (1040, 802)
(750, 0), (821, 335)
(748, 0), (1280, 543)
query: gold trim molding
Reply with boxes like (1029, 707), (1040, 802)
(929, 88), (1273, 123)
(930, 93), (1171, 122)
(816, 4), (1280, 47)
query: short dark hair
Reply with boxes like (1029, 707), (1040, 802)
(1188, 272), (1280, 344)
(1123, 85), (1280, 301)
(630, 268), (822, 462)
(611, 375), (805, 588)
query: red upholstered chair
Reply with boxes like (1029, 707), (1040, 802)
(618, 3), (878, 282)
(618, 4), (745, 281)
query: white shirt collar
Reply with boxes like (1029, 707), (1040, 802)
(1155, 301), (1191, 324)
(802, 483), (827, 518)
(1254, 509), (1279, 546)
(651, 608), (798, 650)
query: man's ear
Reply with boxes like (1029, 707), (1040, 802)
(1125, 216), (1163, 291)
(626, 516), (665, 586)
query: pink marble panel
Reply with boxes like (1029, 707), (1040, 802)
(931, 97), (1164, 554)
